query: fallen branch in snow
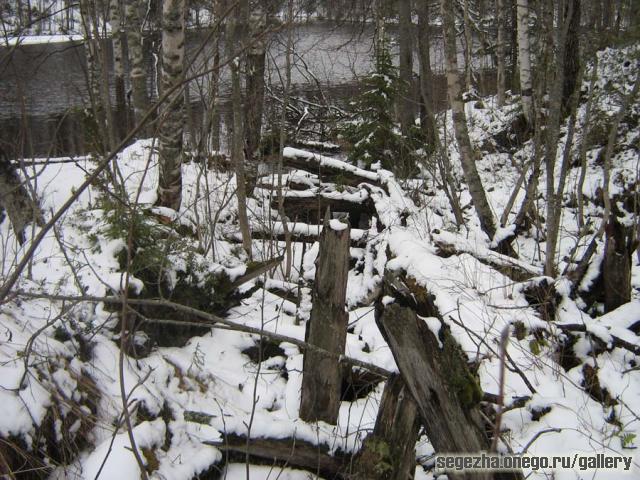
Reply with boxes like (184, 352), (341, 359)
(229, 256), (284, 290)
(282, 148), (385, 189)
(555, 323), (640, 356)
(433, 234), (540, 282)
(14, 292), (394, 379)
(203, 434), (351, 479)
(482, 393), (531, 411)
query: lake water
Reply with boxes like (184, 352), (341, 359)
(0, 22), (496, 158)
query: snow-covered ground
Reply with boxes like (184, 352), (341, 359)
(0, 43), (639, 479)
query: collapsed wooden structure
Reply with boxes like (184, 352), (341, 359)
(222, 147), (525, 480)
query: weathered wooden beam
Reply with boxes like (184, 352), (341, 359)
(282, 147), (385, 189)
(244, 223), (369, 248)
(204, 434), (351, 479)
(375, 273), (526, 480)
(274, 193), (376, 225)
(229, 256), (284, 289)
(300, 213), (351, 424)
(351, 374), (420, 480)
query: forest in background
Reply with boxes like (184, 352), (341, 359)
(1, 0), (640, 479)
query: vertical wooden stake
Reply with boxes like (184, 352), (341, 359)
(300, 211), (350, 424)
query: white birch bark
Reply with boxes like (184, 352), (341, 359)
(157, 0), (185, 211)
(516, 0), (533, 123)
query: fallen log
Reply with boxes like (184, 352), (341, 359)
(274, 191), (376, 226)
(375, 273), (523, 480)
(229, 256), (284, 290)
(242, 222), (369, 247)
(283, 147), (385, 190)
(433, 233), (540, 282)
(204, 434), (351, 479)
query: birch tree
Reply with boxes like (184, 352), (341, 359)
(496, 0), (506, 106)
(109, 0), (127, 140)
(125, 0), (149, 128)
(516, 0), (533, 123)
(244, 2), (268, 160)
(156, 0), (185, 211)
(398, 0), (414, 136)
(441, 0), (498, 240)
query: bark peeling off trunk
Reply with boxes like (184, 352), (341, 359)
(300, 215), (351, 425)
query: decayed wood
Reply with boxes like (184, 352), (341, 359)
(375, 274), (523, 480)
(245, 223), (369, 248)
(204, 434), (351, 479)
(283, 150), (385, 189)
(603, 215), (634, 312)
(274, 192), (375, 225)
(376, 302), (488, 455)
(229, 256), (284, 290)
(300, 214), (351, 424)
(351, 374), (420, 480)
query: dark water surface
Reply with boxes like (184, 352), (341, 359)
(0, 22), (495, 158)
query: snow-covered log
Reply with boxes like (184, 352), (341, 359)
(204, 434), (350, 478)
(282, 147), (385, 189)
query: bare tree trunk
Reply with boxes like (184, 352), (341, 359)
(496, 0), (506, 106)
(300, 214), (350, 425)
(463, 0), (474, 92)
(156, 0), (185, 211)
(0, 153), (42, 245)
(417, 0), (437, 147)
(562, 0), (581, 115)
(244, 5), (267, 160)
(352, 374), (420, 480)
(109, 0), (128, 141)
(398, 0), (414, 136)
(543, 0), (575, 277)
(442, 0), (497, 240)
(125, 0), (149, 129)
(516, 0), (533, 123)
(277, 0), (294, 278)
(79, 0), (110, 152)
(229, 1), (252, 257)
(603, 213), (634, 312)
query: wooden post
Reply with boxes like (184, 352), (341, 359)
(351, 374), (420, 480)
(300, 211), (351, 424)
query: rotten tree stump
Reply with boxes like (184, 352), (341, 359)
(351, 373), (420, 480)
(375, 274), (523, 480)
(300, 213), (351, 425)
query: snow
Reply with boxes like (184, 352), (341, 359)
(329, 218), (348, 231)
(0, 41), (639, 480)
(3, 34), (84, 46)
